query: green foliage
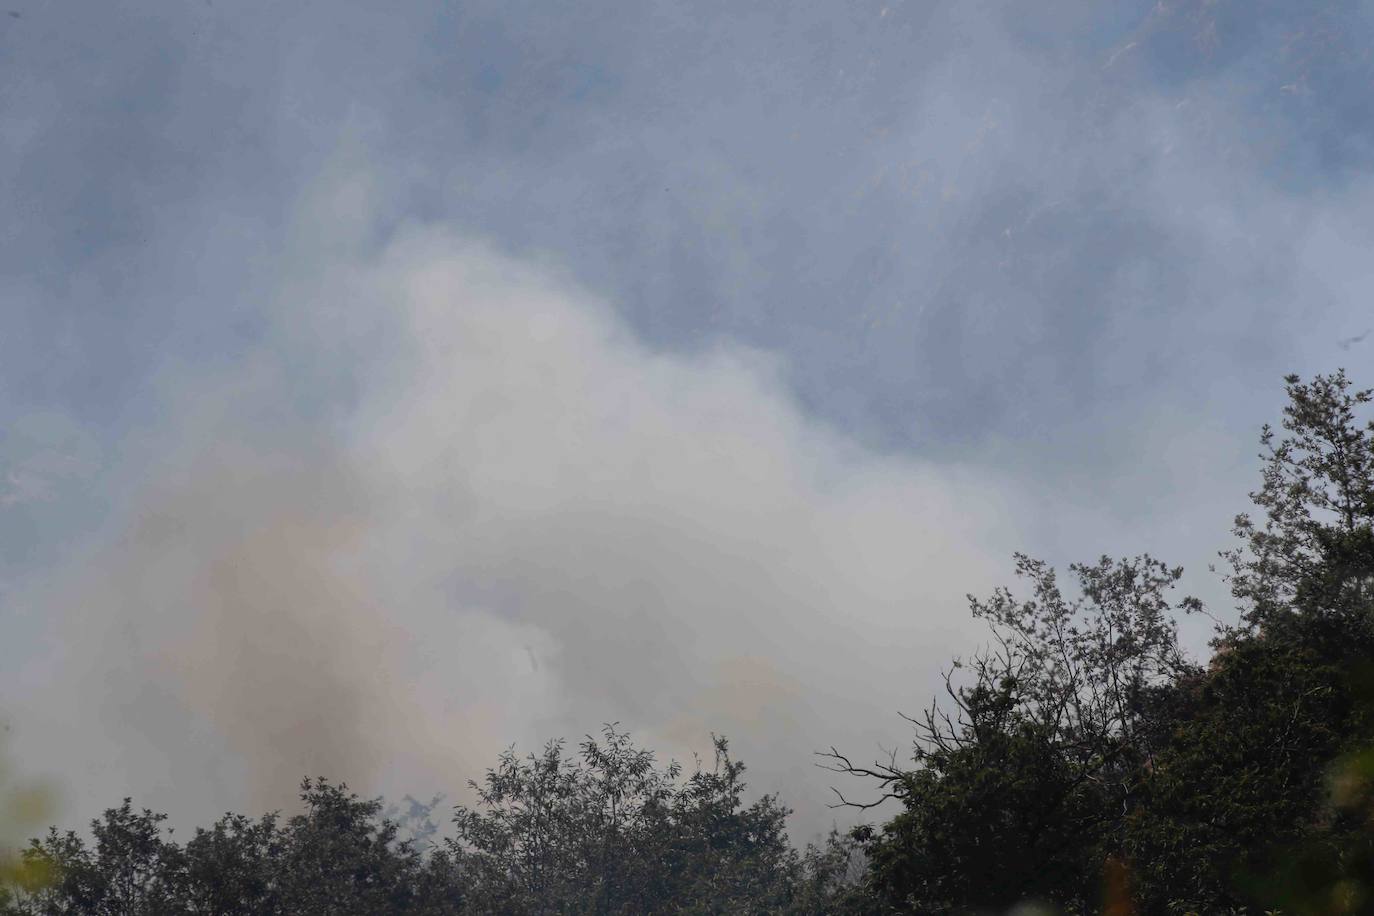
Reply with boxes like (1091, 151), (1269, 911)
(11, 801), (185, 916)
(178, 811), (281, 915)
(449, 725), (804, 914)
(1222, 370), (1374, 630)
(1124, 626), (1357, 912)
(789, 828), (868, 914)
(858, 719), (1103, 913)
(3, 784), (460, 915)
(830, 554), (1199, 914)
(0, 731), (859, 915)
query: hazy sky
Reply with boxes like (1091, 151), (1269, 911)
(3, 0), (1373, 839)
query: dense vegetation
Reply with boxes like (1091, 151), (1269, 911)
(3, 371), (1372, 914)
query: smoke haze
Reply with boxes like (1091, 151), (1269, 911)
(11, 218), (1018, 835)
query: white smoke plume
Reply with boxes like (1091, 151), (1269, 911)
(13, 209), (1020, 838)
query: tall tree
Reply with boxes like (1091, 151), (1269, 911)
(1127, 370), (1374, 912)
(837, 371), (1374, 914)
(1223, 370), (1374, 630)
(826, 554), (1198, 913)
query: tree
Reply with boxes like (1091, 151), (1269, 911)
(269, 778), (453, 915)
(826, 554), (1199, 913)
(10, 801), (185, 916)
(1126, 370), (1374, 913)
(3, 782), (464, 916)
(1222, 370), (1374, 631)
(449, 724), (803, 914)
(833, 370), (1374, 914)
(1, 729), (858, 915)
(1123, 630), (1354, 912)
(178, 811), (280, 915)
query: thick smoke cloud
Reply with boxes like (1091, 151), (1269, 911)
(11, 218), (1017, 836)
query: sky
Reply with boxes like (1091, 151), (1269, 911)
(2, 0), (1373, 840)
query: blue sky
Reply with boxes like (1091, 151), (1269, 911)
(3, 0), (1373, 837)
